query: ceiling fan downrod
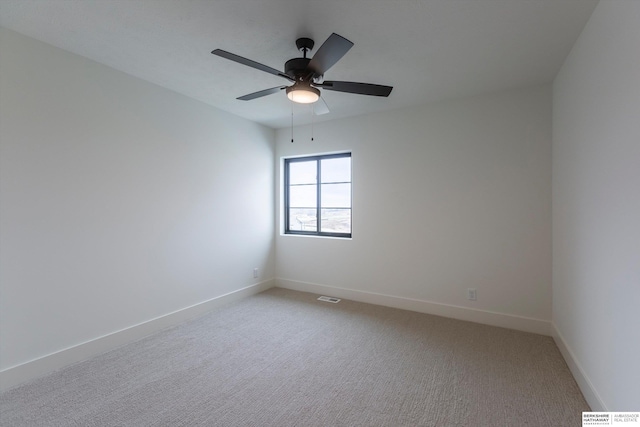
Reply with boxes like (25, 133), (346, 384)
(296, 37), (315, 59)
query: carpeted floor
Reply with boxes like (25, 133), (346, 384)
(1, 287), (589, 426)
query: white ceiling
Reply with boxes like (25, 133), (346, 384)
(0, 0), (598, 129)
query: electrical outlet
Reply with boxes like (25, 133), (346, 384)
(253, 268), (258, 278)
(467, 288), (477, 301)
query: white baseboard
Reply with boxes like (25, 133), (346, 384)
(0, 279), (275, 392)
(551, 322), (607, 411)
(276, 278), (551, 336)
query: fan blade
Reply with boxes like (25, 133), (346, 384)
(320, 81), (393, 97)
(237, 86), (287, 101)
(307, 33), (354, 76)
(314, 96), (330, 115)
(212, 49), (293, 81)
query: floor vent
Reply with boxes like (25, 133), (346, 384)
(317, 296), (341, 303)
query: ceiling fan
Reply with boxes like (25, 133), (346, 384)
(211, 33), (393, 113)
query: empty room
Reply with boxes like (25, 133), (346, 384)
(1, 0), (638, 426)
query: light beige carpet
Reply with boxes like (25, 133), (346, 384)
(1, 287), (589, 426)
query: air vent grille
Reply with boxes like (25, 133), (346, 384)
(317, 296), (341, 303)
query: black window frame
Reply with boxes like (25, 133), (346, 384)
(284, 152), (352, 238)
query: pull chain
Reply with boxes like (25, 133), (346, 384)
(311, 103), (315, 142)
(290, 102), (294, 143)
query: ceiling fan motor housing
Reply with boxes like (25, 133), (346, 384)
(285, 58), (314, 80)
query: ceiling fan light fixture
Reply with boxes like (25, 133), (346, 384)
(286, 84), (320, 104)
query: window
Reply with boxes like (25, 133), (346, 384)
(284, 153), (351, 238)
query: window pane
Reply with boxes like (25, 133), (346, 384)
(289, 208), (317, 231)
(289, 161), (317, 185)
(320, 209), (351, 233)
(321, 157), (351, 183)
(321, 183), (351, 208)
(289, 184), (317, 208)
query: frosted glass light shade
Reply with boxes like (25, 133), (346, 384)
(286, 85), (320, 104)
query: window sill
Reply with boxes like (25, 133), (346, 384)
(280, 233), (352, 241)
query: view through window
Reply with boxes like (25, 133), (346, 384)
(284, 153), (351, 238)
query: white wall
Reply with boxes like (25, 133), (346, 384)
(0, 29), (276, 385)
(552, 0), (640, 411)
(275, 85), (552, 334)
